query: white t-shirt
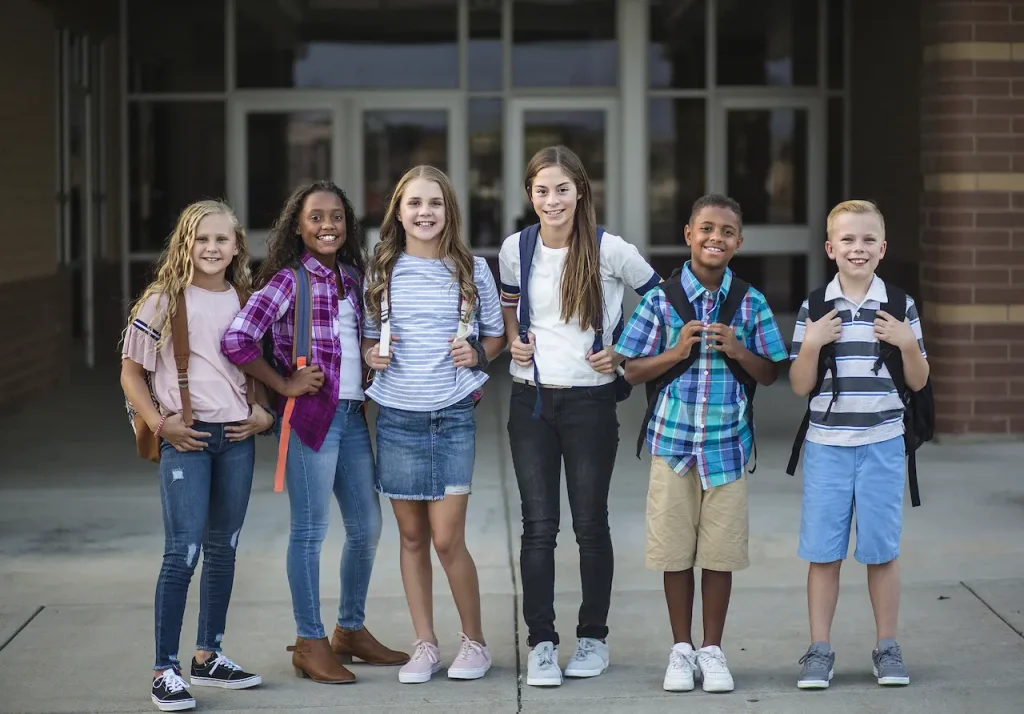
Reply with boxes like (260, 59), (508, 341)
(498, 230), (659, 387)
(336, 298), (364, 401)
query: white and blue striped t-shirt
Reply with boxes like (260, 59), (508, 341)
(362, 253), (505, 411)
(790, 274), (927, 447)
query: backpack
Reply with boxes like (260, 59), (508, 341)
(634, 267), (759, 471)
(126, 286), (255, 463)
(516, 223), (631, 419)
(784, 283), (935, 507)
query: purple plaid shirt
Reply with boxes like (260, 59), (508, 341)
(221, 252), (362, 451)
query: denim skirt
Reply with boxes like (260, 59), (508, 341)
(375, 395), (476, 500)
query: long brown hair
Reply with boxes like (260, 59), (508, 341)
(125, 200), (252, 349)
(256, 180), (365, 289)
(365, 165), (477, 323)
(524, 145), (603, 332)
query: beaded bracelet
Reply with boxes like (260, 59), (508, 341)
(154, 415), (168, 437)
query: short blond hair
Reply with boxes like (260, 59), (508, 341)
(827, 200), (885, 239)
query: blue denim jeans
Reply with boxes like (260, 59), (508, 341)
(284, 399), (383, 639)
(154, 422), (255, 671)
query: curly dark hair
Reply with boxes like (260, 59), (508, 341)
(255, 180), (366, 288)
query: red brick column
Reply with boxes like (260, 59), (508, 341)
(920, 0), (1024, 438)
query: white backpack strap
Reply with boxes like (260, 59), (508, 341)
(456, 290), (473, 340)
(378, 287), (391, 356)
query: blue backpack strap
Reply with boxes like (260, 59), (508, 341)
(591, 227), (607, 355)
(291, 265), (313, 367)
(518, 224), (543, 418)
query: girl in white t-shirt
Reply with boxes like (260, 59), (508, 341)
(498, 145), (660, 687)
(121, 200), (271, 711)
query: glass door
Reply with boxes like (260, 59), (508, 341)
(351, 95), (466, 252)
(228, 95), (345, 259)
(505, 98), (620, 237)
(711, 97), (825, 314)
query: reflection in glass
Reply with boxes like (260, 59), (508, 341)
(362, 111), (448, 227)
(520, 111), (607, 226)
(717, 0), (818, 86)
(648, 99), (706, 245)
(726, 109), (808, 225)
(649, 0), (706, 89)
(129, 103), (225, 252)
(128, 0), (225, 92)
(236, 1), (458, 89)
(513, 0), (617, 87)
(469, 99), (503, 248)
(470, 3), (503, 91)
(246, 112), (332, 231)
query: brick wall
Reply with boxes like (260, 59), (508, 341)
(920, 0), (1024, 437)
(0, 0), (68, 410)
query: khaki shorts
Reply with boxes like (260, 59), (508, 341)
(645, 456), (749, 572)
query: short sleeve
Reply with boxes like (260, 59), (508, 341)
(602, 233), (661, 294)
(122, 293), (168, 372)
(789, 299), (810, 361)
(474, 258), (505, 338)
(744, 290), (790, 363)
(615, 289), (665, 359)
(498, 234), (521, 308)
(906, 296), (927, 358)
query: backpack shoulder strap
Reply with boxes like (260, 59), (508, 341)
(169, 290), (193, 426)
(591, 226), (608, 353)
(717, 277), (757, 390)
(517, 223), (541, 340)
(291, 265), (313, 368)
(807, 285), (830, 322)
(874, 282), (908, 390)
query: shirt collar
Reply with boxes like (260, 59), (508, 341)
(824, 272), (887, 304)
(680, 260), (734, 304)
(300, 251), (333, 278)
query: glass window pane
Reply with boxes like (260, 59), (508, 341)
(649, 99), (705, 245)
(519, 111), (608, 226)
(237, 1), (458, 89)
(717, 0), (818, 87)
(246, 112), (332, 231)
(470, 2), (503, 91)
(649, 0), (706, 89)
(513, 1), (618, 87)
(129, 103), (225, 252)
(725, 109), (808, 225)
(828, 0), (845, 89)
(828, 98), (844, 212)
(362, 110), (449, 228)
(127, 0), (225, 92)
(469, 99), (503, 248)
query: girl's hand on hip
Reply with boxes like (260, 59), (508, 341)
(161, 413), (211, 452)
(226, 404), (274, 441)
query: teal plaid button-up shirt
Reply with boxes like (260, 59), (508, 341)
(615, 262), (788, 489)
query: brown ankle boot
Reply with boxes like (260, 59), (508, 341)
(287, 636), (356, 683)
(331, 625), (410, 666)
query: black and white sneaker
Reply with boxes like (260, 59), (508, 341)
(152, 669), (195, 712)
(191, 652), (262, 689)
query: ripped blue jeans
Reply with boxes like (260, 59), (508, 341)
(154, 421), (255, 671)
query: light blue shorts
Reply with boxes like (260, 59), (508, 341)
(798, 435), (905, 565)
(375, 395), (476, 501)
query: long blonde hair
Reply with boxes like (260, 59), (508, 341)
(525, 145), (603, 332)
(365, 165), (477, 323)
(126, 199), (252, 349)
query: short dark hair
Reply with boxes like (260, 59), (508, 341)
(689, 193), (743, 231)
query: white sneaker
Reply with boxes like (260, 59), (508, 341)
(663, 642), (697, 692)
(563, 637), (609, 678)
(696, 645), (735, 692)
(526, 641), (562, 686)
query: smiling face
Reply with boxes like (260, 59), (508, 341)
(529, 165), (578, 232)
(299, 191), (347, 261)
(826, 210), (886, 278)
(190, 212), (239, 279)
(399, 177), (446, 244)
(685, 205), (743, 270)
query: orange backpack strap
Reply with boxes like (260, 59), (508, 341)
(169, 290), (193, 426)
(274, 266), (312, 493)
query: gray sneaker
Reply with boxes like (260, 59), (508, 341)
(872, 639), (910, 686)
(526, 642), (562, 687)
(797, 642), (835, 689)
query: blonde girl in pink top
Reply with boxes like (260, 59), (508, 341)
(120, 200), (273, 713)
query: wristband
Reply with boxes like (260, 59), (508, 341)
(154, 414), (168, 437)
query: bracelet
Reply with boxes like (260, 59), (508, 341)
(363, 346), (375, 365)
(154, 414), (168, 437)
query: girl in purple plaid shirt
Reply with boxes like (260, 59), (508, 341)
(222, 181), (409, 684)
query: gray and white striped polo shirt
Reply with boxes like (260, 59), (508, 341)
(790, 274), (927, 448)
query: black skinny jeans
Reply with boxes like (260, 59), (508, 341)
(507, 380), (619, 647)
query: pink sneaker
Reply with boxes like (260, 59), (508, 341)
(447, 632), (492, 680)
(398, 640), (442, 684)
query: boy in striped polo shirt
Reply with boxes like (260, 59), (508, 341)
(616, 194), (789, 693)
(789, 200), (929, 690)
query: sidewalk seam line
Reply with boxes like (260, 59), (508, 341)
(494, 392), (523, 712)
(960, 581), (1024, 639)
(0, 605), (44, 652)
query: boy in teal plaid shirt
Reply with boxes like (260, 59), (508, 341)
(615, 194), (788, 693)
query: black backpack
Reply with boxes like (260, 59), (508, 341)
(635, 268), (759, 471)
(785, 283), (935, 507)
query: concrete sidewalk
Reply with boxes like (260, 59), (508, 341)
(1, 359), (1023, 713)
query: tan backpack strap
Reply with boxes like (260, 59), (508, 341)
(170, 290), (193, 426)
